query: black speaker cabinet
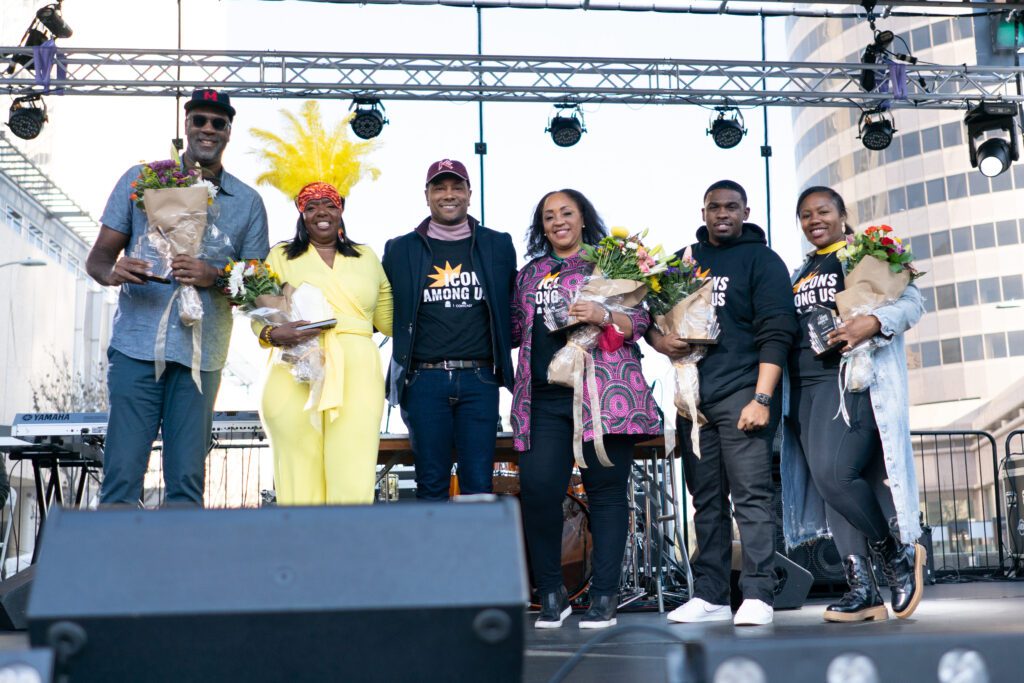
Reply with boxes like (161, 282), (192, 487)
(0, 566), (35, 631)
(28, 500), (529, 683)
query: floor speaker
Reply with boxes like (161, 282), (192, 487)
(0, 566), (35, 631)
(729, 552), (812, 611)
(28, 500), (528, 683)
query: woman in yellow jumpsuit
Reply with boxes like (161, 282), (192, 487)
(257, 184), (392, 505)
(249, 102), (390, 505)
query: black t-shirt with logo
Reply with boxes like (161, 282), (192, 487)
(790, 250), (845, 383)
(411, 237), (493, 363)
(529, 261), (573, 399)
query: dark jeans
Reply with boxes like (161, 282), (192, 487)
(100, 348), (221, 506)
(679, 385), (779, 605)
(791, 380), (896, 557)
(519, 393), (636, 596)
(400, 367), (500, 501)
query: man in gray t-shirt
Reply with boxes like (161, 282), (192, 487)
(86, 89), (269, 506)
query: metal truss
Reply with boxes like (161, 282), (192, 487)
(293, 0), (1014, 13)
(2, 48), (1023, 109)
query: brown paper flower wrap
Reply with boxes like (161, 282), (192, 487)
(653, 279), (721, 459)
(547, 275), (647, 469)
(144, 185), (212, 391)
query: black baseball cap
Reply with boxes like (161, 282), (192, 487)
(184, 88), (236, 120)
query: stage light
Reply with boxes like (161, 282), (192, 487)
(349, 98), (387, 140)
(546, 104), (586, 148)
(938, 649), (988, 683)
(859, 29), (895, 92)
(965, 101), (1019, 178)
(827, 654), (879, 683)
(707, 107), (746, 149)
(712, 656), (766, 683)
(7, 95), (47, 140)
(36, 3), (73, 39)
(858, 107), (896, 151)
(4, 2), (72, 75)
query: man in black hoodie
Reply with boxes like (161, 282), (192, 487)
(653, 180), (796, 626)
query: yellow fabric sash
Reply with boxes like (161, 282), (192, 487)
(316, 315), (373, 422)
(816, 240), (847, 255)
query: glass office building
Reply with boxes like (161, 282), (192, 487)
(786, 12), (1024, 414)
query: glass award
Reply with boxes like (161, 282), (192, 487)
(807, 305), (843, 358)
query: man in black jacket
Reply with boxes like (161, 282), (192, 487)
(382, 160), (517, 501)
(651, 180), (797, 626)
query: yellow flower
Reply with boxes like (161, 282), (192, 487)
(611, 226), (630, 239)
(648, 276), (662, 293)
(225, 262), (233, 273)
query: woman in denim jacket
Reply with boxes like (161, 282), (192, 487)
(511, 189), (661, 630)
(781, 186), (926, 623)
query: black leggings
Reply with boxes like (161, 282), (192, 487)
(519, 393), (636, 597)
(791, 379), (896, 557)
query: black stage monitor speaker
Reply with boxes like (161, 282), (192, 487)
(28, 500), (529, 683)
(730, 552), (812, 611)
(0, 566), (35, 631)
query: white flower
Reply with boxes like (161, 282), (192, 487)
(195, 178), (219, 203)
(228, 266), (246, 298)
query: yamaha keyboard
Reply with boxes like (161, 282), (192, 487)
(11, 410), (267, 444)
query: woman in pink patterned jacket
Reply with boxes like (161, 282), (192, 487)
(513, 189), (662, 630)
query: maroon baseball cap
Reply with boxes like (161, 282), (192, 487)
(184, 88), (236, 120)
(425, 159), (471, 186)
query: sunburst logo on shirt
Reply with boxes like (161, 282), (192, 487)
(427, 261), (462, 288)
(540, 272), (559, 286)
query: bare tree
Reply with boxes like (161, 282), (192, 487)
(31, 351), (108, 413)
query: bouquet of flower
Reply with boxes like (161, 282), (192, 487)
(218, 259), (326, 402)
(545, 227), (661, 469)
(832, 225), (923, 400)
(643, 250), (720, 458)
(131, 159), (215, 210)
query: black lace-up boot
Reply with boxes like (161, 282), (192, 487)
(824, 555), (888, 623)
(869, 535), (926, 619)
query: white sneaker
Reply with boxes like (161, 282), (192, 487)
(667, 598), (732, 623)
(733, 599), (773, 626)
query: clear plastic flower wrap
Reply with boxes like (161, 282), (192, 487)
(222, 269), (329, 413)
(652, 279), (721, 459)
(543, 274), (647, 469)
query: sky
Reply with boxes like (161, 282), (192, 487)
(1, 0), (809, 415)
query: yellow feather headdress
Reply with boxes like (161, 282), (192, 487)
(250, 101), (380, 203)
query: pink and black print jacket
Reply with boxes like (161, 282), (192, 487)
(510, 253), (663, 452)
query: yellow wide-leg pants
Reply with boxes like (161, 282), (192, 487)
(260, 337), (384, 506)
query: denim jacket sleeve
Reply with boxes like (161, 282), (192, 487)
(871, 283), (924, 349)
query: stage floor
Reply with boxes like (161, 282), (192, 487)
(522, 580), (1024, 682)
(1, 580), (1021, 681)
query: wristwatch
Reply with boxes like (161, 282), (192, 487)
(753, 392), (772, 407)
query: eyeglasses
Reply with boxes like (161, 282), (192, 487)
(189, 114), (230, 131)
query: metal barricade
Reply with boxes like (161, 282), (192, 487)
(911, 430), (1004, 576)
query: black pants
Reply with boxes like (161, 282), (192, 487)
(790, 380), (896, 557)
(519, 393), (636, 597)
(678, 386), (779, 605)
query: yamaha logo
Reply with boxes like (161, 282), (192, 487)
(21, 413), (70, 421)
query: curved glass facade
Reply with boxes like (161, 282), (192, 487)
(786, 14), (1024, 408)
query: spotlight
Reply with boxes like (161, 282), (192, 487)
(859, 29), (895, 92)
(7, 95), (47, 140)
(36, 3), (73, 39)
(707, 107), (747, 149)
(546, 104), (586, 148)
(965, 101), (1019, 178)
(4, 2), (72, 75)
(858, 107), (896, 151)
(349, 98), (387, 140)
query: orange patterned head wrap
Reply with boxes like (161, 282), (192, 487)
(295, 182), (343, 212)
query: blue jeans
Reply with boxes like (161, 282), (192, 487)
(400, 367), (500, 501)
(100, 347), (221, 506)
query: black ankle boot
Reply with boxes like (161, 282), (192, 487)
(535, 586), (571, 629)
(824, 555), (888, 623)
(579, 593), (618, 629)
(869, 535), (925, 619)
